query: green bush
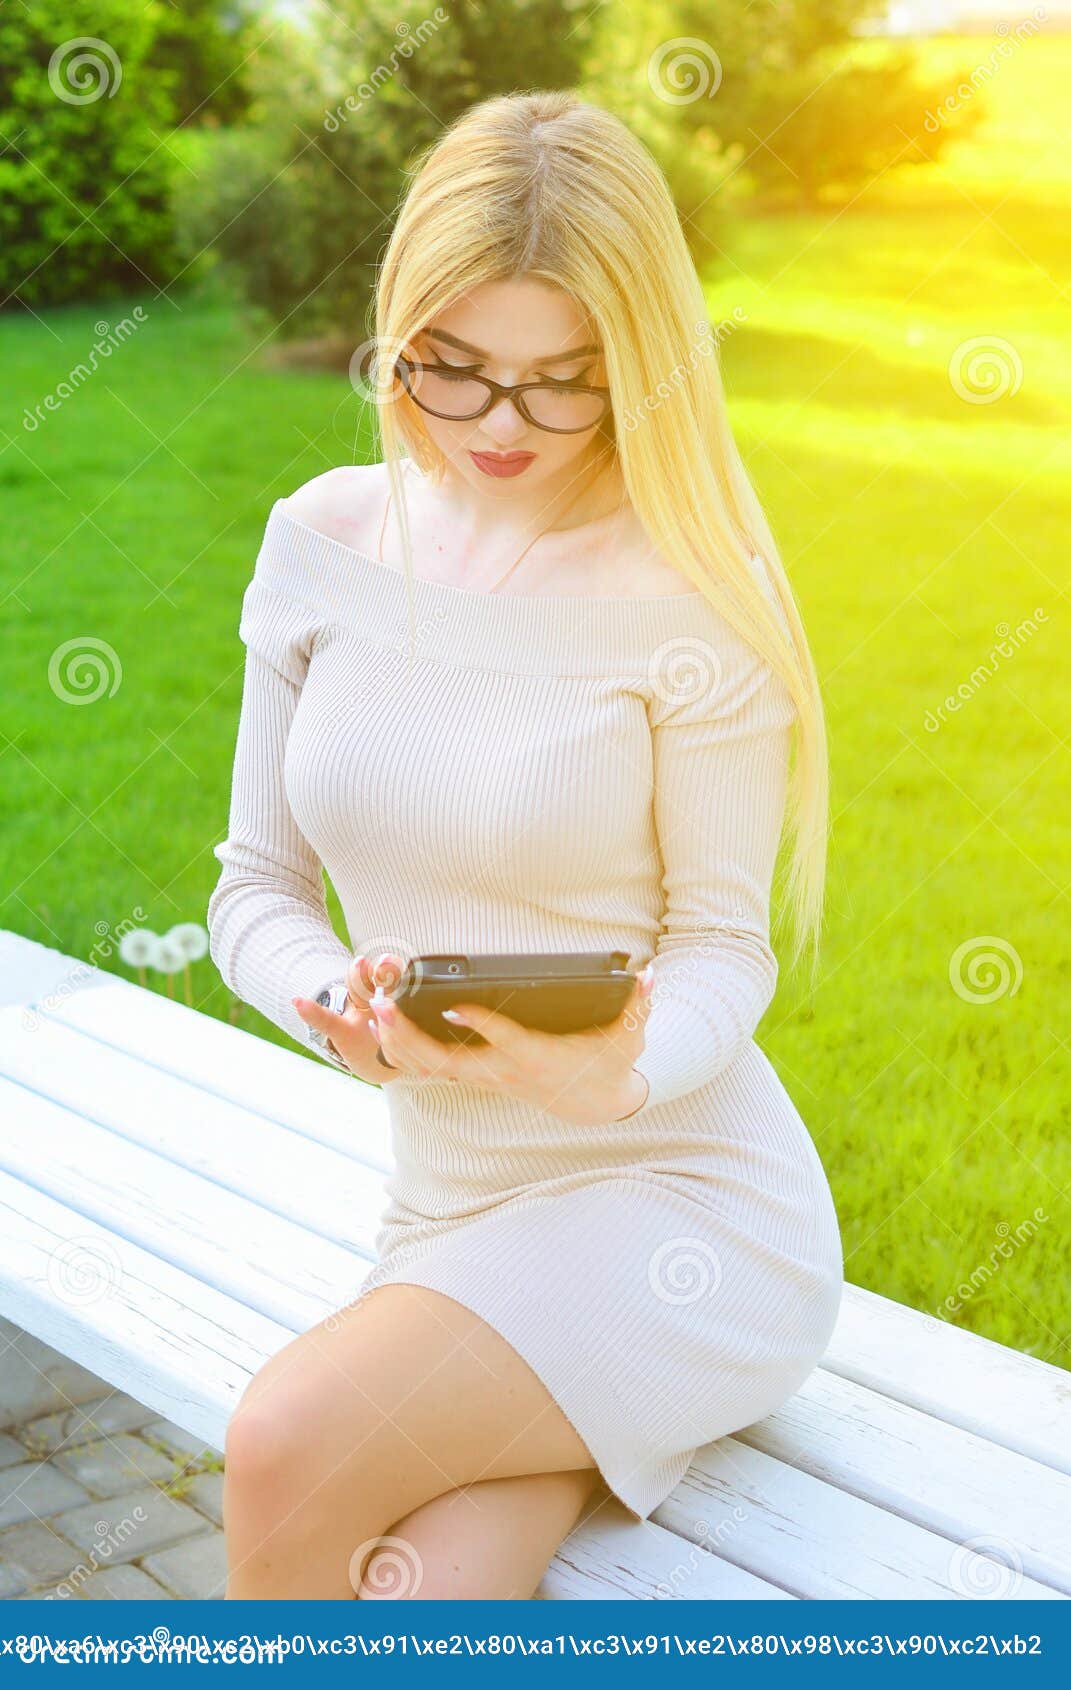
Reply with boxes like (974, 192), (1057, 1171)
(173, 112), (399, 343)
(173, 0), (600, 342)
(147, 0), (261, 128)
(586, 0), (982, 243)
(709, 38), (988, 211)
(0, 0), (177, 309)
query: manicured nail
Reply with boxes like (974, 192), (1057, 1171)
(442, 1009), (466, 1024)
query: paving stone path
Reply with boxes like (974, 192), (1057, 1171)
(1, 1317), (226, 1600)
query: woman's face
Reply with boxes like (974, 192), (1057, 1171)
(404, 277), (611, 501)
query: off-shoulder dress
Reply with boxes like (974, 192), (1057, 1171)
(206, 495), (844, 1522)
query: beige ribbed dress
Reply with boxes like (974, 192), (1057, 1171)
(206, 493), (844, 1522)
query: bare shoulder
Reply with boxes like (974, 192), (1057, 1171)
(622, 529), (781, 604)
(281, 462), (386, 553)
(615, 519), (700, 597)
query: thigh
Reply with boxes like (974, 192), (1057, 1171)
(231, 1283), (598, 1533)
(357, 1469), (601, 1600)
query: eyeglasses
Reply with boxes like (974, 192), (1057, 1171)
(393, 354), (612, 435)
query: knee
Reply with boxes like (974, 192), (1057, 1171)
(224, 1376), (391, 1521)
(224, 1384), (308, 1508)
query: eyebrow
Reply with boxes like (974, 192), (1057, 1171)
(423, 327), (600, 367)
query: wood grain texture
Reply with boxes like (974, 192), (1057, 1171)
(2, 929), (1068, 1601)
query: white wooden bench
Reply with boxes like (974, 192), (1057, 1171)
(2, 928), (1068, 1602)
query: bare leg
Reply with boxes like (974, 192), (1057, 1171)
(356, 1469), (601, 1600)
(223, 1284), (598, 1599)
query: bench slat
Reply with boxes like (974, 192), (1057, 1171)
(30, 960), (1066, 1480)
(537, 1499), (794, 1600)
(3, 931), (1068, 1603)
(29, 980), (394, 1172)
(1, 1171), (780, 1602)
(826, 1283), (1070, 1476)
(2, 1165), (1064, 1603)
(737, 1366), (1071, 1594)
(1, 1010), (388, 1254)
(0, 930), (109, 1012)
(655, 1439), (1066, 1601)
(0, 1081), (374, 1330)
(0, 1172), (290, 1450)
(8, 932), (1066, 1468)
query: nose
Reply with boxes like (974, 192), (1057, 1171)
(477, 394), (529, 448)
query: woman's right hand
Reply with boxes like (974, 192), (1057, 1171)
(293, 952), (406, 1084)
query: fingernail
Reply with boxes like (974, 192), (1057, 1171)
(442, 1009), (466, 1024)
(367, 1016), (380, 1042)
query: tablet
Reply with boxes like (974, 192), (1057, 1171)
(373, 949), (638, 1066)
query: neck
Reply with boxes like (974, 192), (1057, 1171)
(421, 445), (626, 552)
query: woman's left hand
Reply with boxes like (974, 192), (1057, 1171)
(368, 966), (655, 1125)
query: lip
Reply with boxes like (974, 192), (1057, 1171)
(469, 449), (536, 479)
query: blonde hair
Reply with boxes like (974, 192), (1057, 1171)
(369, 90), (829, 978)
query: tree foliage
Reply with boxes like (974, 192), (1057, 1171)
(586, 0), (985, 246)
(146, 0), (262, 127)
(175, 0), (600, 340)
(0, 0), (176, 309)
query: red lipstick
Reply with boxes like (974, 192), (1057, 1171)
(469, 449), (536, 479)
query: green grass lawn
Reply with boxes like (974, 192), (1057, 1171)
(3, 34), (1067, 1367)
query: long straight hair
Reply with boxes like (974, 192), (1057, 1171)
(369, 91), (829, 978)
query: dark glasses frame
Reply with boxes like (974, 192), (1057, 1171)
(393, 354), (613, 435)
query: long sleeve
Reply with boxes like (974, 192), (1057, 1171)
(206, 558), (355, 1067)
(627, 605), (798, 1119)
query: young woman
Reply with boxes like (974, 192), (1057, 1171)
(207, 89), (843, 1601)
